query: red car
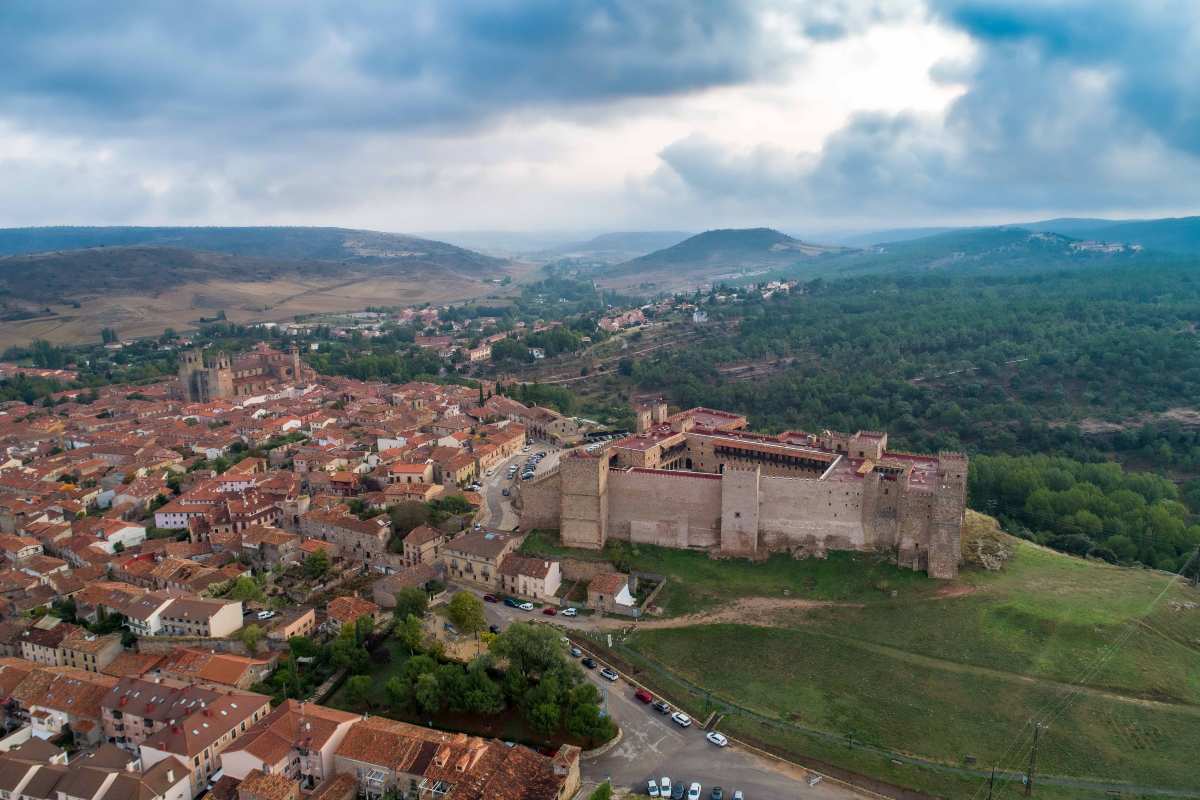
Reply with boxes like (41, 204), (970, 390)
(483, 594), (498, 603)
(542, 606), (557, 615)
(634, 688), (654, 704)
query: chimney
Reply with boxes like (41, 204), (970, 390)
(167, 769), (175, 783)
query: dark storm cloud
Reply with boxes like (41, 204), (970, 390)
(659, 0), (1200, 218)
(0, 0), (777, 136)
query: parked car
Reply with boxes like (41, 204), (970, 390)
(660, 778), (672, 796)
(634, 688), (654, 704)
(502, 488), (511, 497)
(647, 781), (660, 798)
(518, 601), (534, 612)
(561, 607), (578, 617)
(542, 606), (556, 615)
(732, 792), (744, 800)
(599, 667), (619, 681)
(710, 788), (723, 800)
(256, 610), (275, 620)
(483, 594), (498, 603)
(687, 783), (702, 800)
(705, 731), (729, 747)
(488, 624), (500, 634)
(671, 712), (692, 728)
(652, 700), (671, 714)
(443, 622), (457, 634)
(569, 646), (582, 657)
(671, 784), (685, 800)
(581, 657), (597, 669)
(503, 597), (521, 608)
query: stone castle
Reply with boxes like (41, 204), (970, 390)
(518, 403), (967, 578)
(175, 343), (309, 403)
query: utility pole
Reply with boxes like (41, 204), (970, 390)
(1025, 723), (1042, 797)
(987, 766), (996, 800)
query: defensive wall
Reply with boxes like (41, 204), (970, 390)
(515, 410), (967, 579)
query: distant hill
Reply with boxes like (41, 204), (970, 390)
(819, 226), (1149, 279)
(821, 226), (963, 247)
(1038, 217), (1200, 255)
(0, 246), (336, 305)
(545, 231), (692, 259)
(609, 228), (844, 282)
(0, 226), (504, 271)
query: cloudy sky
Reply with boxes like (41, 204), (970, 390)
(1, 0), (1197, 235)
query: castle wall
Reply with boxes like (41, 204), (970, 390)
(606, 469), (721, 550)
(518, 472), (562, 531)
(757, 476), (866, 553)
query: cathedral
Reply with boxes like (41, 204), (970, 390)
(175, 343), (309, 403)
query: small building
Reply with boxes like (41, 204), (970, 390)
(267, 606), (317, 642)
(401, 524), (445, 567)
(587, 572), (636, 616)
(324, 596), (381, 634)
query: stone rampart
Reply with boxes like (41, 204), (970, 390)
(606, 468), (721, 549)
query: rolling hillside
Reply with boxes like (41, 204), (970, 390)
(0, 227), (514, 346)
(0, 225), (505, 270)
(816, 225), (1150, 279)
(599, 228), (845, 287)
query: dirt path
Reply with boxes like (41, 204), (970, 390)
(593, 596), (857, 630)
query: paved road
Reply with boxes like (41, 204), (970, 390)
(478, 438), (564, 532)
(455, 585), (868, 800)
(576, 659), (867, 800)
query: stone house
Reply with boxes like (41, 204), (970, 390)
(497, 554), (562, 603)
(441, 530), (520, 591)
(401, 524), (445, 567)
(57, 628), (124, 673)
(587, 573), (636, 616)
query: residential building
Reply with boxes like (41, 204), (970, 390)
(401, 524), (445, 567)
(324, 597), (381, 634)
(332, 716), (580, 800)
(153, 648), (272, 690)
(0, 739), (190, 800)
(158, 597), (243, 638)
(221, 700), (360, 789)
(57, 628), (124, 673)
(442, 530), (521, 591)
(496, 555), (562, 603)
(266, 607), (316, 642)
(139, 688), (272, 797)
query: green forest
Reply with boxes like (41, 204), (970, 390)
(618, 258), (1200, 569)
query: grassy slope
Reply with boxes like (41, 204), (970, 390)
(619, 540), (1200, 793)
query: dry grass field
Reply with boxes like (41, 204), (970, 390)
(0, 266), (538, 348)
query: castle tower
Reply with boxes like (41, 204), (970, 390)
(289, 345), (302, 382)
(559, 454), (608, 550)
(720, 466), (760, 558)
(635, 405), (653, 434)
(927, 452), (968, 579)
(651, 401), (669, 425)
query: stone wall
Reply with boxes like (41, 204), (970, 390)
(517, 470), (562, 530)
(757, 475), (866, 554)
(606, 468), (722, 549)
